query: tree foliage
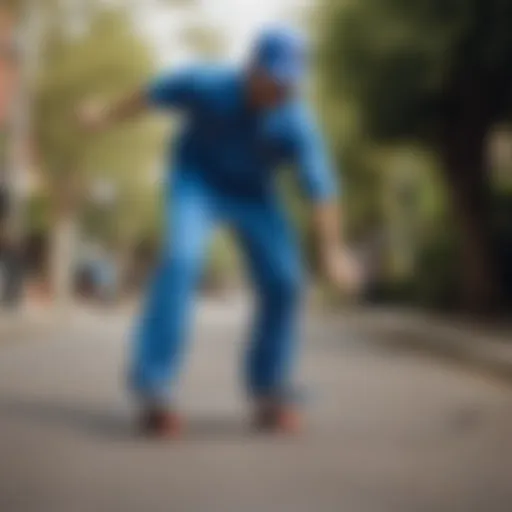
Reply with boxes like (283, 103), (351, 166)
(32, 4), (164, 244)
(318, 0), (512, 143)
(316, 0), (512, 312)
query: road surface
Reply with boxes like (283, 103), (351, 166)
(1, 300), (511, 512)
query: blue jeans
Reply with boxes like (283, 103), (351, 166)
(129, 169), (303, 406)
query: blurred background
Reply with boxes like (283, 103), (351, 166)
(0, 0), (511, 316)
(1, 2), (512, 511)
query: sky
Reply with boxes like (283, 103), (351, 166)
(134, 0), (302, 66)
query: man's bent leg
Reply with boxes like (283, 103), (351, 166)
(234, 198), (303, 401)
(129, 172), (215, 408)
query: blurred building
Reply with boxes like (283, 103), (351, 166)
(0, 8), (16, 128)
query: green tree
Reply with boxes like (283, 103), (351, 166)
(317, 0), (512, 313)
(31, 4), (159, 302)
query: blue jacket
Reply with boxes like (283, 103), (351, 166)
(147, 66), (338, 201)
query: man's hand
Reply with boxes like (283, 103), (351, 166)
(320, 245), (363, 294)
(312, 201), (363, 294)
(76, 90), (148, 133)
(76, 100), (108, 132)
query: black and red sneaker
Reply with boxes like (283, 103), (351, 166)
(140, 408), (184, 439)
(253, 402), (302, 435)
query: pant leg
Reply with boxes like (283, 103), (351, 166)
(129, 170), (215, 406)
(231, 196), (304, 399)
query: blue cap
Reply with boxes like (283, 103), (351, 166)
(252, 27), (307, 86)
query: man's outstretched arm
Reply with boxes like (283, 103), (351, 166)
(293, 109), (361, 291)
(78, 90), (149, 132)
(78, 68), (197, 132)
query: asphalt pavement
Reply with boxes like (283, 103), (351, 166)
(0, 300), (511, 512)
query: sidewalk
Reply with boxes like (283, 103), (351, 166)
(2, 300), (512, 383)
(0, 301), (125, 343)
(0, 303), (74, 343)
(0, 295), (249, 344)
(340, 307), (512, 382)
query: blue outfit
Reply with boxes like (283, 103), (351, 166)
(130, 56), (338, 405)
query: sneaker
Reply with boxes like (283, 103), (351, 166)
(140, 408), (184, 439)
(253, 403), (302, 435)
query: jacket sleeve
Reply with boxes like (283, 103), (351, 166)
(146, 67), (198, 109)
(290, 107), (339, 202)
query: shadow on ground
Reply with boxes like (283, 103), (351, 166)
(0, 398), (259, 442)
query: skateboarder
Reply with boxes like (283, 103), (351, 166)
(79, 27), (359, 437)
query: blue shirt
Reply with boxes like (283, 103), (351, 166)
(147, 66), (337, 201)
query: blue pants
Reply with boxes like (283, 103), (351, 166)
(129, 169), (303, 406)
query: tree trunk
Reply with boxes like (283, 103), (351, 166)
(48, 174), (82, 309)
(49, 213), (78, 309)
(441, 126), (502, 315)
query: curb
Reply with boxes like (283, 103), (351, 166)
(0, 309), (59, 344)
(340, 308), (512, 383)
